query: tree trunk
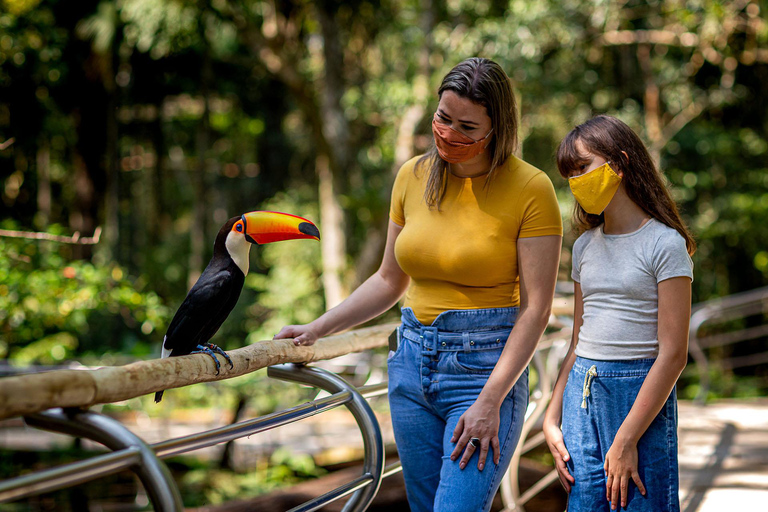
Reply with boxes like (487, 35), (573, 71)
(35, 140), (51, 228)
(317, 154), (346, 308)
(188, 6), (212, 289)
(315, 3), (351, 307)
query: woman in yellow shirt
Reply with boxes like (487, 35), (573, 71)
(275, 57), (562, 512)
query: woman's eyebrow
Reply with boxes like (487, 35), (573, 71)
(437, 108), (479, 126)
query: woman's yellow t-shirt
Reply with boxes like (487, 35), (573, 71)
(390, 155), (562, 324)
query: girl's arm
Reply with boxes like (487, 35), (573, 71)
(450, 234), (561, 471)
(604, 276), (691, 510)
(542, 282), (584, 492)
(274, 220), (410, 345)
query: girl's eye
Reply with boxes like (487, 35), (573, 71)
(461, 125), (475, 131)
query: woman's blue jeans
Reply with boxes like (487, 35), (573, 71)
(562, 357), (680, 512)
(387, 307), (529, 512)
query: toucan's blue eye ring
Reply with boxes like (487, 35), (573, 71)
(236, 223), (243, 232)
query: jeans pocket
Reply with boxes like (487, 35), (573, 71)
(452, 347), (503, 374)
(387, 328), (406, 363)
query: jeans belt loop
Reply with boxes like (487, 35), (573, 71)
(462, 331), (471, 353)
(420, 326), (438, 356)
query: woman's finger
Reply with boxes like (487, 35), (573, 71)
(450, 416), (465, 444)
(632, 471), (646, 496)
(273, 326), (297, 339)
(605, 473), (613, 502)
(293, 333), (316, 346)
(458, 437), (477, 470)
(490, 436), (500, 465)
(477, 438), (489, 471)
(450, 431), (467, 461)
(555, 440), (571, 463)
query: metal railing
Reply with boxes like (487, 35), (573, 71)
(0, 363), (397, 512)
(0, 335), (576, 511)
(688, 285), (768, 403)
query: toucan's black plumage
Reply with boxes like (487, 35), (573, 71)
(155, 211), (320, 403)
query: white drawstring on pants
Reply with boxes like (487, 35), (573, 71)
(581, 365), (598, 409)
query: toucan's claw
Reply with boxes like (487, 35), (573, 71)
(191, 343), (233, 374)
(192, 344), (222, 375)
(208, 343), (234, 370)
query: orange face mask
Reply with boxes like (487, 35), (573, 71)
(431, 114), (493, 163)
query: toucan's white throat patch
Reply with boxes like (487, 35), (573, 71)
(225, 230), (251, 275)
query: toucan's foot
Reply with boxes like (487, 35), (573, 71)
(191, 343), (234, 374)
(207, 343), (234, 370)
(192, 344), (222, 374)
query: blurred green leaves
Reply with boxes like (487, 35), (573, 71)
(0, 224), (169, 363)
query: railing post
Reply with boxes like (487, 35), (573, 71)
(25, 408), (183, 511)
(268, 363), (385, 512)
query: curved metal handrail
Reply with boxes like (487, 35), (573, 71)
(1, 364), (390, 512)
(500, 328), (571, 511)
(1, 323), (579, 511)
(268, 364), (385, 512)
(23, 408), (183, 511)
(689, 286), (768, 403)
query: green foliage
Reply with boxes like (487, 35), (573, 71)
(244, 186), (324, 344)
(0, 0), (766, 408)
(178, 447), (325, 507)
(0, 225), (169, 362)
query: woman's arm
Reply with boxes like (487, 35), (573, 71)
(450, 234), (562, 470)
(274, 220), (410, 346)
(604, 276), (691, 509)
(542, 282), (584, 492)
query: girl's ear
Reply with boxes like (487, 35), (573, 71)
(614, 150), (630, 178)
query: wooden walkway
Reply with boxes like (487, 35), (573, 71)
(1, 399), (767, 510)
(678, 398), (768, 511)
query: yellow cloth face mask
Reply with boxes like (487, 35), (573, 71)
(568, 162), (622, 214)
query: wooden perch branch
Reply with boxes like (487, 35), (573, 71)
(0, 226), (102, 245)
(0, 323), (398, 421)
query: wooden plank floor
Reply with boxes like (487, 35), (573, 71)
(678, 398), (768, 511)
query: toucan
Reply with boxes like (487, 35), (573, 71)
(155, 211), (320, 403)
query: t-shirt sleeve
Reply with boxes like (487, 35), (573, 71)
(389, 160), (411, 227)
(653, 230), (694, 283)
(518, 172), (563, 238)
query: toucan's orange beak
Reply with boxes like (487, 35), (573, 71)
(241, 211), (320, 245)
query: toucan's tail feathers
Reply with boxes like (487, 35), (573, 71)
(154, 390), (164, 403)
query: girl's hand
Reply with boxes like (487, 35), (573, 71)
(273, 324), (319, 346)
(450, 398), (500, 471)
(604, 439), (646, 509)
(543, 419), (574, 492)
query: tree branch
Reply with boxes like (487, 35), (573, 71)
(0, 227), (102, 245)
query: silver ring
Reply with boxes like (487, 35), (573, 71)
(469, 437), (480, 448)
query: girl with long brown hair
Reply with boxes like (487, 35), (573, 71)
(544, 115), (694, 511)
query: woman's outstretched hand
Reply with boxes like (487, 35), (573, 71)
(450, 398), (500, 471)
(604, 438), (646, 510)
(543, 419), (575, 492)
(273, 324), (320, 346)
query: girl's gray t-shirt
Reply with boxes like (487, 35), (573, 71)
(572, 218), (694, 360)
